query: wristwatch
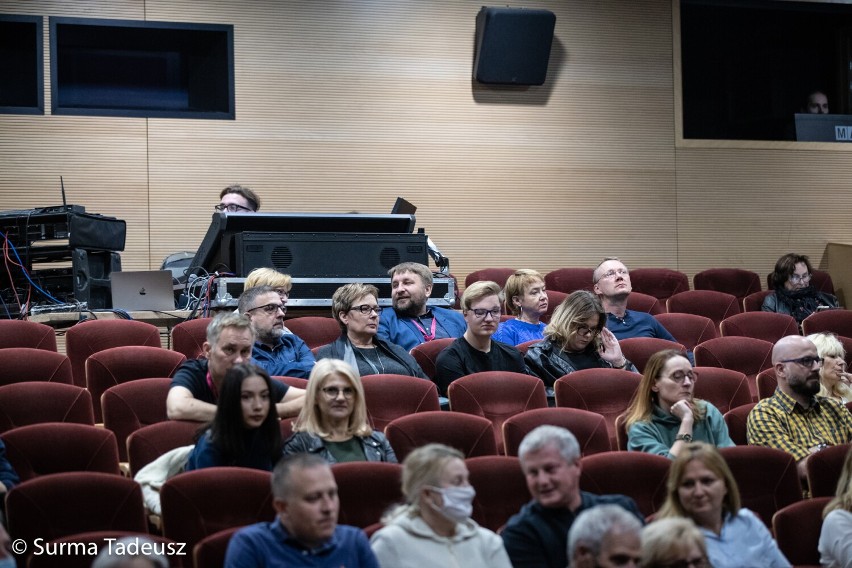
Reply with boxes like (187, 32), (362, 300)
(676, 433), (693, 442)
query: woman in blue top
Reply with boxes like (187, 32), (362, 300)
(492, 269), (548, 346)
(185, 362), (282, 471)
(623, 349), (734, 458)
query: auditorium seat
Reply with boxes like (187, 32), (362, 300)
(194, 527), (240, 568)
(742, 290), (773, 312)
(802, 309), (852, 337)
(720, 312), (798, 344)
(282, 316), (341, 350)
(0, 319), (57, 351)
(544, 268), (595, 294)
(666, 290), (741, 330)
(654, 313), (717, 352)
(618, 337), (686, 373)
(691, 367), (753, 415)
(385, 411), (497, 461)
(126, 420), (200, 478)
(629, 268), (689, 302)
(723, 402), (756, 446)
(772, 497), (832, 568)
(0, 348), (72, 386)
(170, 317), (212, 359)
(0, 382), (94, 433)
(101, 378), (172, 462)
(542, 290), (568, 323)
(755, 368), (778, 400)
(694, 337), (774, 401)
(625, 291), (666, 315)
(806, 442), (850, 498)
(65, 319), (161, 388)
(579, 451), (671, 517)
(410, 337), (455, 381)
(693, 268), (761, 300)
(466, 455), (530, 532)
(465, 268), (516, 288)
(361, 374), (441, 432)
(503, 407), (611, 457)
(332, 462), (403, 528)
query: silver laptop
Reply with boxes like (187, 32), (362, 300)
(795, 113), (852, 142)
(110, 270), (176, 311)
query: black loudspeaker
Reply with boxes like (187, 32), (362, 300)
(73, 249), (121, 309)
(473, 7), (556, 86)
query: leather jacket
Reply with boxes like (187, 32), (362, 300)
(524, 338), (637, 388)
(282, 431), (397, 464)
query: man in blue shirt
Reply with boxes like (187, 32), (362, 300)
(225, 454), (379, 568)
(377, 262), (466, 351)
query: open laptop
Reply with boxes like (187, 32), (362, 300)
(110, 270), (177, 311)
(795, 113), (852, 142)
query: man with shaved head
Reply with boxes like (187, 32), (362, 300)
(748, 335), (852, 479)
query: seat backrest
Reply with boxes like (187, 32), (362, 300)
(720, 312), (799, 344)
(410, 337), (456, 380)
(719, 445), (802, 528)
(666, 290), (742, 329)
(0, 382), (94, 433)
(86, 346), (186, 422)
(194, 526), (241, 568)
(385, 411), (497, 462)
(579, 451), (671, 517)
(618, 337), (686, 373)
(693, 268), (761, 300)
(554, 369), (642, 447)
(625, 291), (665, 315)
(654, 313), (717, 351)
(542, 290), (568, 323)
(806, 442), (851, 498)
(692, 367), (753, 414)
(361, 374), (441, 432)
(464, 268), (516, 288)
(448, 371), (548, 453)
(332, 461), (403, 528)
(466, 455), (531, 532)
(742, 289), (774, 312)
(102, 377), (173, 462)
(170, 317), (212, 359)
(283, 316), (342, 349)
(0, 348), (72, 386)
(503, 407), (611, 457)
(755, 368), (778, 400)
(1, 422), (120, 481)
(65, 319), (161, 387)
(802, 309), (852, 337)
(5, 472), (148, 550)
(161, 467), (274, 553)
(723, 402), (756, 446)
(772, 497), (832, 567)
(693, 336), (774, 400)
(126, 420), (201, 478)
(629, 268), (690, 301)
(544, 268), (595, 294)
(0, 320), (57, 350)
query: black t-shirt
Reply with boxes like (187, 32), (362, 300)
(434, 336), (527, 395)
(170, 359), (289, 404)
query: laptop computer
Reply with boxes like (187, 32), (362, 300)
(110, 270), (177, 311)
(794, 113), (852, 142)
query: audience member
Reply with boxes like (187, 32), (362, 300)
(370, 444), (511, 568)
(224, 453), (379, 567)
(748, 335), (852, 479)
(657, 442), (790, 568)
(819, 445), (852, 567)
(217, 184), (260, 213)
(592, 257), (676, 342)
(243, 267), (292, 305)
(525, 291), (636, 390)
(377, 262), (466, 351)
(434, 281), (527, 395)
(762, 253), (839, 324)
(623, 349), (734, 458)
(0, 438), (19, 501)
(492, 269), (548, 346)
(185, 363), (282, 471)
(566, 504), (642, 568)
(807, 332), (852, 404)
(168, 313), (304, 421)
(502, 425), (643, 568)
(803, 90), (830, 114)
(239, 285), (315, 379)
(283, 359), (396, 464)
(0, 521), (11, 568)
(90, 536), (168, 568)
(316, 283), (426, 378)
(640, 517), (707, 568)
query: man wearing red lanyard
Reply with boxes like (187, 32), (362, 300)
(377, 262), (467, 352)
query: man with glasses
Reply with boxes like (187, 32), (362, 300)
(747, 335), (852, 479)
(216, 184), (261, 213)
(239, 285), (316, 379)
(167, 312), (305, 421)
(762, 253), (839, 324)
(593, 257), (676, 342)
(434, 281), (527, 396)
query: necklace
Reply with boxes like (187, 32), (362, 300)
(356, 346), (386, 375)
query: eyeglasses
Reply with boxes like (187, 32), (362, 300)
(350, 305), (383, 315)
(789, 273), (812, 284)
(322, 386), (355, 399)
(214, 203), (254, 213)
(662, 370), (698, 383)
(781, 356), (824, 367)
(599, 268), (629, 280)
(574, 324), (601, 337)
(246, 302), (285, 315)
(470, 308), (501, 320)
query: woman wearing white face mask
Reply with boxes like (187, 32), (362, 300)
(370, 444), (512, 568)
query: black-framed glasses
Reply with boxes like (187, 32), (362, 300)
(322, 386), (355, 399)
(214, 203), (254, 213)
(470, 308), (501, 319)
(574, 324), (601, 337)
(350, 305), (383, 315)
(781, 356), (823, 367)
(789, 273), (812, 284)
(662, 370), (698, 383)
(247, 302), (285, 315)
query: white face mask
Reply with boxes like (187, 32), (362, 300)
(428, 485), (476, 523)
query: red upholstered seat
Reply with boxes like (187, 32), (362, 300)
(542, 290), (568, 323)
(806, 442), (851, 498)
(102, 377), (173, 462)
(385, 411), (498, 461)
(283, 316), (343, 349)
(629, 268), (690, 302)
(693, 268), (761, 300)
(625, 291), (666, 315)
(579, 451), (671, 517)
(691, 367), (753, 415)
(332, 462), (403, 528)
(694, 336), (774, 401)
(755, 368), (778, 400)
(361, 374), (441, 432)
(194, 527), (241, 568)
(410, 337), (455, 380)
(743, 290), (773, 312)
(66, 319), (161, 388)
(666, 290), (741, 330)
(772, 497), (832, 567)
(802, 309), (852, 337)
(465, 268), (516, 288)
(466, 455), (531, 532)
(170, 317), (212, 359)
(720, 311), (799, 344)
(618, 337), (686, 373)
(0, 320), (57, 351)
(0, 348), (72, 386)
(503, 407), (611, 457)
(126, 420), (201, 478)
(654, 313), (717, 352)
(544, 268), (595, 294)
(723, 402), (756, 446)
(0, 382), (94, 433)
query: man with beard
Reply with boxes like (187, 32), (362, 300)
(593, 257), (675, 342)
(747, 335), (852, 479)
(377, 262), (466, 351)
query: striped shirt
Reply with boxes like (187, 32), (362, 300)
(747, 388), (852, 461)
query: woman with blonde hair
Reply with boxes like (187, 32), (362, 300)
(524, 290), (636, 389)
(282, 359), (396, 463)
(807, 332), (852, 404)
(819, 445), (852, 567)
(623, 349), (733, 458)
(492, 269), (548, 346)
(370, 443), (511, 568)
(640, 517), (708, 568)
(657, 442), (790, 568)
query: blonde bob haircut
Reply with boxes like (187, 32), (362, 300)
(622, 349), (706, 430)
(807, 332), (852, 402)
(461, 280), (503, 311)
(824, 445), (852, 517)
(544, 290), (605, 351)
(657, 442), (741, 521)
(383, 443), (464, 521)
(331, 283), (380, 330)
(244, 268), (292, 293)
(640, 517), (707, 568)
(504, 269), (545, 316)
(291, 358), (372, 439)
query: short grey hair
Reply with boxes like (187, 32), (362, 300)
(567, 504), (642, 564)
(205, 311), (255, 346)
(238, 284), (276, 314)
(90, 536), (168, 568)
(518, 425), (580, 465)
(272, 453), (330, 501)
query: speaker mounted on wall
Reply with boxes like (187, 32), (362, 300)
(473, 6), (556, 86)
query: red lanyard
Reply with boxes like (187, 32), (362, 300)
(412, 316), (437, 341)
(206, 370), (219, 402)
